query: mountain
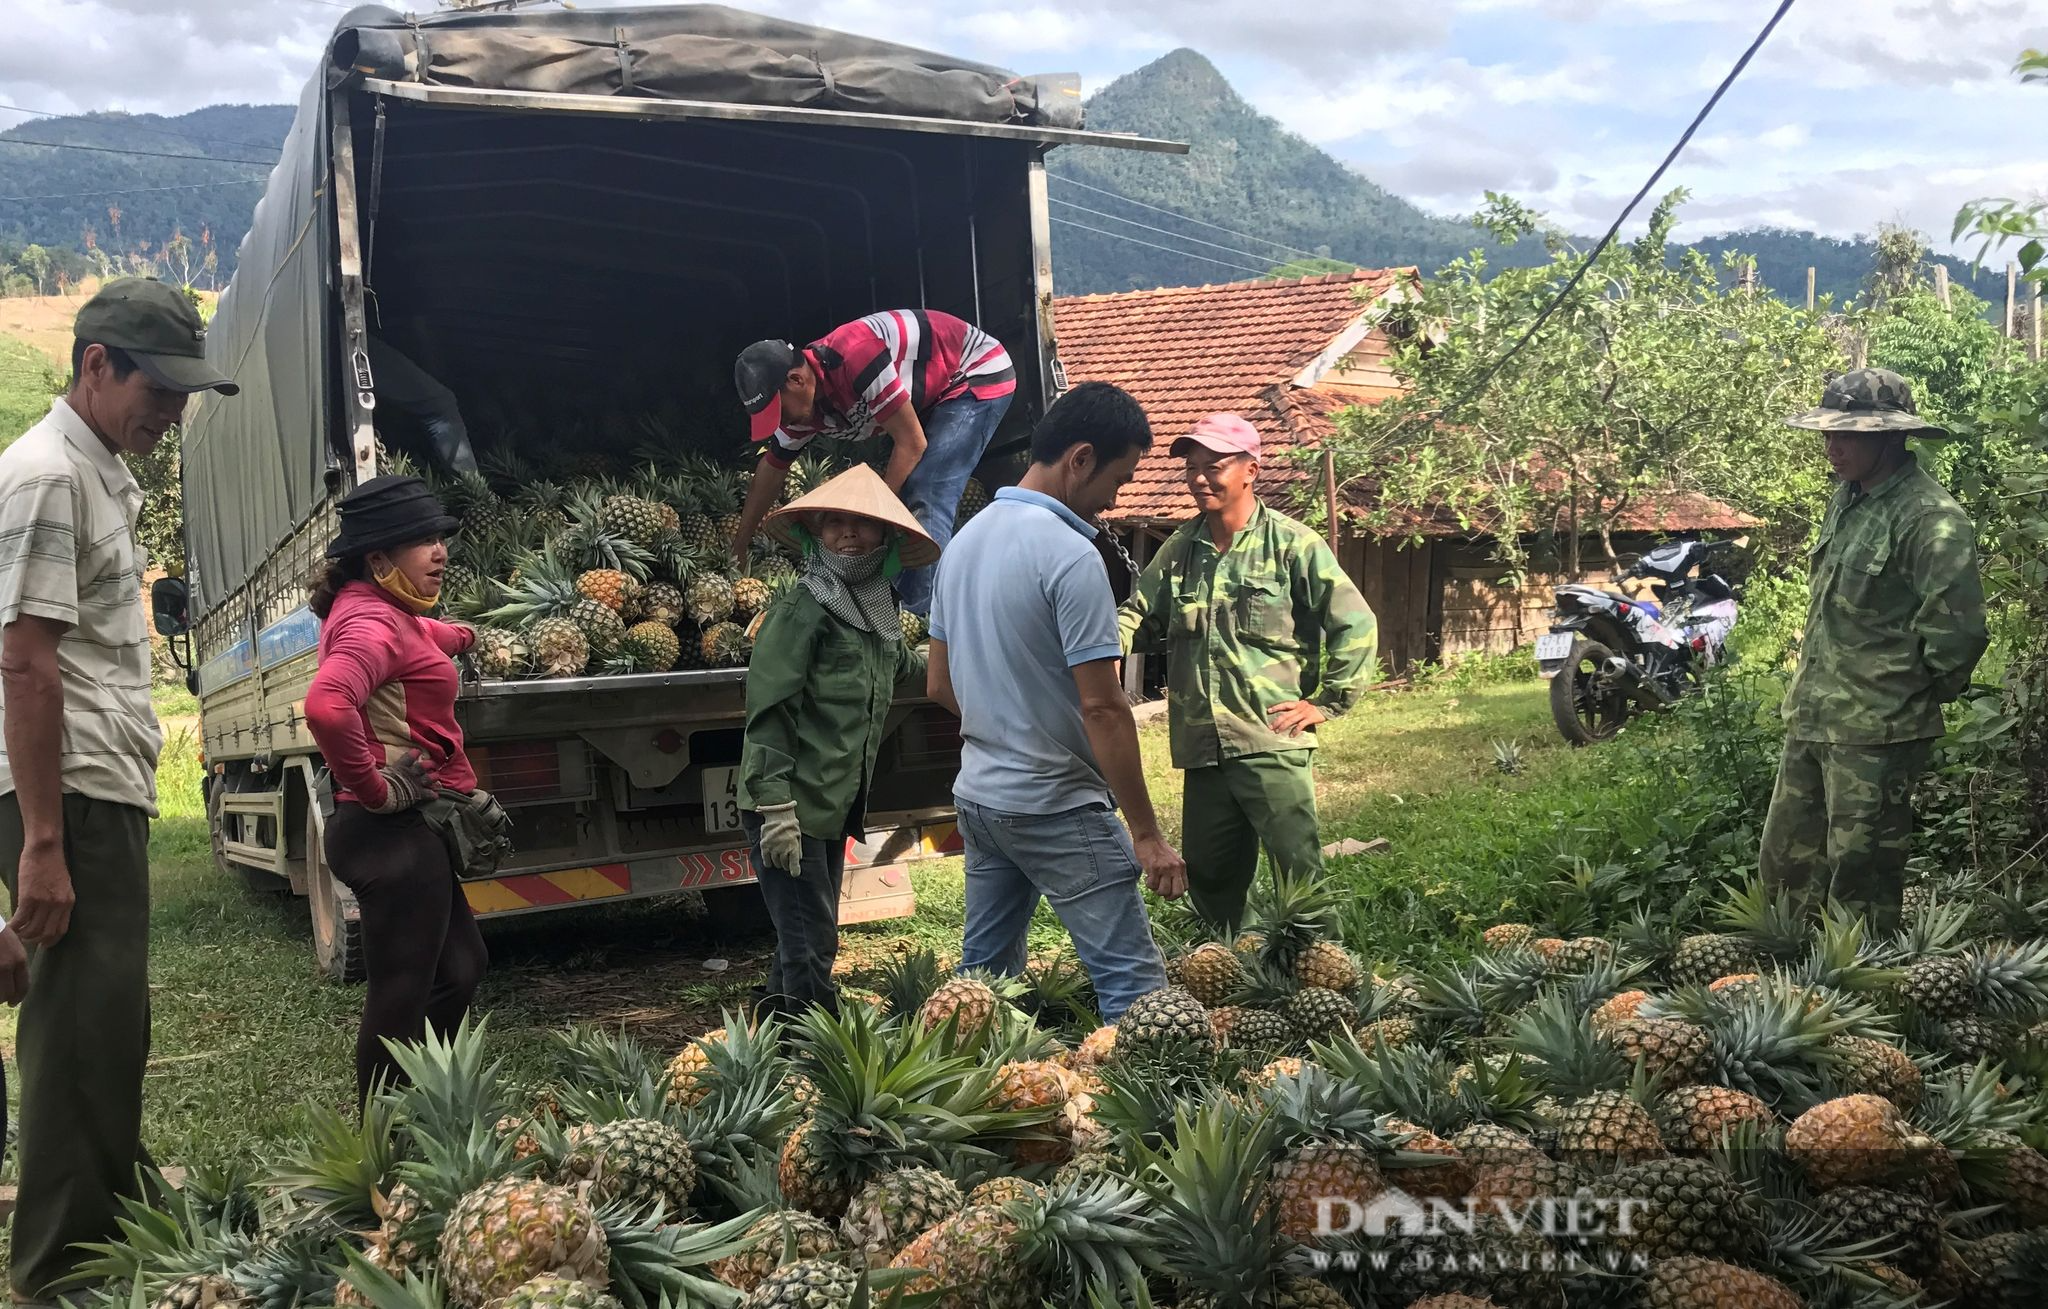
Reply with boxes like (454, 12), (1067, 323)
(0, 106), (294, 284)
(0, 60), (2007, 309)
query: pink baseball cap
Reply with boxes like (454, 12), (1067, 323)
(1172, 412), (1261, 459)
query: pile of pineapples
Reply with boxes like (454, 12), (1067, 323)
(81, 871), (2048, 1309)
(386, 442), (985, 678)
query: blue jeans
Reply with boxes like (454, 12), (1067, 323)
(955, 797), (1167, 1022)
(896, 391), (1013, 616)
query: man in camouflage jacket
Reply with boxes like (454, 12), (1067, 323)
(1119, 413), (1379, 929)
(1760, 368), (1988, 934)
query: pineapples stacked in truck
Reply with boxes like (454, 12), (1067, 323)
(387, 439), (978, 680)
(82, 863), (2048, 1309)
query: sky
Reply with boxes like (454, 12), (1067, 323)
(2, 0), (2045, 253)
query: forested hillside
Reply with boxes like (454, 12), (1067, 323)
(0, 62), (2006, 308)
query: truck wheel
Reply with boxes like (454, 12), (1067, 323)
(307, 806), (364, 984)
(1550, 638), (1632, 746)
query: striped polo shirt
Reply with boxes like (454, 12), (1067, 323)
(0, 397), (163, 816)
(760, 309), (1015, 467)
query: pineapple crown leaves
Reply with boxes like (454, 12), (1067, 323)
(382, 1016), (512, 1151)
(175, 1163), (266, 1238)
(1540, 952), (1649, 1011)
(61, 1171), (255, 1296)
(224, 1222), (348, 1309)
(1615, 905), (1681, 967)
(1916, 1059), (2044, 1148)
(1958, 937), (2048, 1018)
(1788, 904), (1905, 996)
(549, 1024), (678, 1127)
(874, 945), (947, 1019)
(679, 1066), (800, 1189)
(1017, 953), (1102, 1035)
(482, 543), (582, 622)
(334, 1245), (446, 1309)
(1506, 990), (1632, 1101)
(1881, 898), (1974, 962)
(1254, 1061), (1408, 1156)
(1004, 1175), (1158, 1306)
(1678, 982), (1868, 1115)
(1243, 873), (1341, 971)
(559, 507), (655, 580)
(263, 1092), (402, 1230)
(596, 1201), (767, 1309)
(1130, 1098), (1284, 1302)
(1407, 955), (1529, 1040)
(1305, 1036), (1457, 1132)
(1088, 1059), (1212, 1158)
(1715, 877), (1815, 961)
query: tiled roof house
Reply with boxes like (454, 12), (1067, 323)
(1052, 270), (1755, 672)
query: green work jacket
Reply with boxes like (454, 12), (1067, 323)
(737, 586), (925, 840)
(1118, 501), (1379, 769)
(1783, 454), (1988, 744)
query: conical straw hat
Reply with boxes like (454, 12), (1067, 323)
(763, 463), (941, 568)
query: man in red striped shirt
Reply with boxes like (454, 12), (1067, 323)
(733, 309), (1016, 615)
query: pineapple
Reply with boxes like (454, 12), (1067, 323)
(709, 1210), (841, 1294)
(435, 1176), (608, 1309)
(1814, 1184), (1942, 1278)
(472, 627), (532, 680)
(839, 1166), (963, 1267)
(1213, 1005), (1294, 1056)
(442, 470), (511, 537)
(989, 1059), (1079, 1164)
(732, 574), (773, 616)
(485, 547), (621, 664)
(1604, 1018), (1712, 1084)
(576, 569), (639, 616)
(1113, 986), (1215, 1062)
(782, 453), (838, 505)
(1550, 1091), (1666, 1171)
(738, 1259), (855, 1307)
(967, 1177), (1044, 1208)
(1283, 986), (1357, 1044)
(1269, 1142), (1386, 1245)
(1641, 1257), (1802, 1309)
(599, 490), (668, 549)
(1828, 1035), (1924, 1110)
(514, 480), (573, 536)
(1654, 1085), (1775, 1152)
(1601, 1157), (1763, 1263)
(1481, 922), (1535, 952)
(919, 976), (1000, 1040)
(1294, 940), (1363, 994)
(1468, 1152), (1589, 1210)
(1671, 933), (1761, 987)
(150, 1276), (243, 1309)
(1901, 941), (2048, 1020)
(686, 569), (738, 626)
(753, 552), (799, 592)
(887, 1182), (1150, 1309)
(777, 1120), (854, 1220)
(493, 1276), (622, 1309)
(1784, 1094), (1914, 1191)
(898, 610), (929, 646)
(528, 618), (590, 679)
(1176, 943), (1244, 1007)
(637, 581), (686, 626)
(664, 1030), (724, 1110)
(559, 1118), (696, 1219)
(1070, 1024), (1118, 1069)
(1592, 989), (1651, 1031)
(1548, 935), (1614, 973)
(955, 477), (991, 524)
(700, 620), (749, 667)
(618, 621), (680, 673)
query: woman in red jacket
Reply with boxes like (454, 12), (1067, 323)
(303, 475), (485, 1104)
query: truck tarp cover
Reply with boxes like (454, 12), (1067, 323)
(182, 2), (1081, 613)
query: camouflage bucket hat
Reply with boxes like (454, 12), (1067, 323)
(1785, 367), (1947, 440)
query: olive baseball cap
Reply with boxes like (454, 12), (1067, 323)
(73, 277), (239, 395)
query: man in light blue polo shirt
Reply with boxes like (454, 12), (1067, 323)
(928, 382), (1185, 1021)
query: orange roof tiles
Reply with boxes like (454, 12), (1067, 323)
(1053, 269), (1406, 524)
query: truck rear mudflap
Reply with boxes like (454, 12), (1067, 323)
(454, 813), (962, 925)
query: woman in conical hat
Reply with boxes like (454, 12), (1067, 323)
(737, 465), (936, 1019)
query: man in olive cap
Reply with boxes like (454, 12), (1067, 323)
(0, 277), (235, 1302)
(1760, 368), (1987, 935)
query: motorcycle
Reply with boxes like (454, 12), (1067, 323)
(1535, 538), (1746, 745)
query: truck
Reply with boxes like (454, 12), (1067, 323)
(154, 3), (1183, 980)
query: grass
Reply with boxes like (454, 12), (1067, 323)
(2, 673), (1648, 1197)
(0, 333), (59, 448)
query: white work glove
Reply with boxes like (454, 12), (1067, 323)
(366, 750), (433, 815)
(756, 802), (804, 876)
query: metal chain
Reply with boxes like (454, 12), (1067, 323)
(1095, 518), (1143, 582)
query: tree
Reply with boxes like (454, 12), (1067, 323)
(1954, 50), (2048, 285)
(1326, 191), (1842, 577)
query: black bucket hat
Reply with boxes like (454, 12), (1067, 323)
(326, 475), (460, 560)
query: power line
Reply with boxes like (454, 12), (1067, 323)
(1049, 196), (1288, 269)
(1451, 0), (1797, 404)
(0, 177), (268, 204)
(0, 102), (283, 157)
(0, 136), (277, 168)
(1049, 172), (1337, 264)
(1050, 216), (1275, 278)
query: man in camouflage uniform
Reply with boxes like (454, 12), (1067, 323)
(1119, 413), (1379, 930)
(1760, 368), (1988, 934)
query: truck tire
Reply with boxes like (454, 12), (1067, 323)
(307, 805), (364, 984)
(1550, 638), (1632, 746)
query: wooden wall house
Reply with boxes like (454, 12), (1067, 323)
(1052, 272), (1754, 678)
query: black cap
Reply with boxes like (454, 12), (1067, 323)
(735, 339), (800, 443)
(326, 475), (461, 560)
(74, 278), (239, 395)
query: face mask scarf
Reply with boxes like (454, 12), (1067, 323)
(799, 540), (898, 633)
(373, 563), (439, 615)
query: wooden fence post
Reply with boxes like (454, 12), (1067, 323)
(1322, 448), (1341, 553)
(2034, 285), (2044, 362)
(2007, 262), (2019, 339)
(1935, 263), (1951, 311)
(1804, 266), (1816, 313)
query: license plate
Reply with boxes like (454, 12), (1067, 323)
(1534, 632), (1575, 661)
(701, 765), (743, 835)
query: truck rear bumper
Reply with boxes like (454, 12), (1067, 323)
(456, 815), (963, 923)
